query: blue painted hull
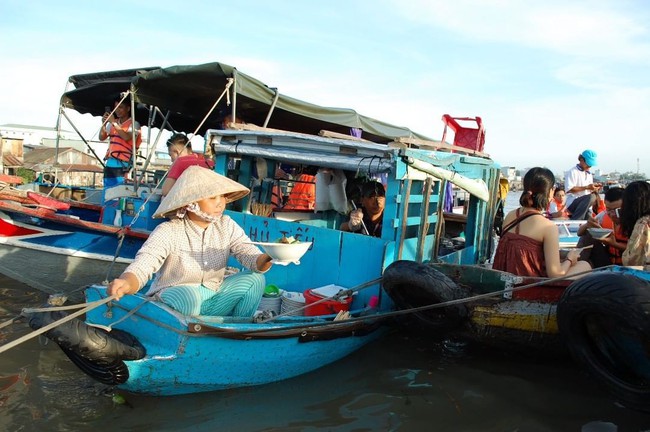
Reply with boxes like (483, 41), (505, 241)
(84, 286), (386, 395)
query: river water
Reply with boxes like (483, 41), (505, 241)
(2, 195), (650, 431)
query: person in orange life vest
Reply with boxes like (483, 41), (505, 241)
(100, 95), (142, 187)
(340, 181), (385, 238)
(161, 133), (215, 196)
(576, 187), (627, 267)
(547, 187), (569, 219)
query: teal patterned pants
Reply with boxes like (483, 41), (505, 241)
(159, 272), (265, 317)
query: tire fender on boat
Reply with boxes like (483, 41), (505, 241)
(27, 310), (146, 386)
(382, 260), (469, 332)
(557, 272), (650, 412)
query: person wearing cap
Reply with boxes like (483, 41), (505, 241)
(107, 165), (273, 317)
(340, 180), (385, 237)
(100, 95), (142, 187)
(161, 133), (215, 196)
(564, 149), (602, 220)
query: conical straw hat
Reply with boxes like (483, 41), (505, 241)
(154, 165), (249, 218)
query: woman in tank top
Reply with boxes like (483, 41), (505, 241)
(493, 167), (592, 278)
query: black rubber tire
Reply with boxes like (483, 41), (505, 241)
(383, 260), (469, 332)
(28, 310), (146, 385)
(558, 272), (650, 412)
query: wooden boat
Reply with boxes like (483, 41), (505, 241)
(18, 62), (502, 395)
(383, 261), (650, 412)
(27, 285), (385, 396)
(0, 182), (150, 297)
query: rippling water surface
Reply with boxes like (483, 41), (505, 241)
(1, 237), (650, 431)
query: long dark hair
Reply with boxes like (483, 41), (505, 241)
(519, 167), (555, 211)
(620, 181), (650, 237)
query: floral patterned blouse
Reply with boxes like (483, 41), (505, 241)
(622, 215), (650, 266)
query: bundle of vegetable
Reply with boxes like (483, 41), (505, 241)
(277, 235), (301, 244)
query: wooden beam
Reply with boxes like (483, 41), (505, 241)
(318, 130), (371, 142)
(391, 136), (490, 158)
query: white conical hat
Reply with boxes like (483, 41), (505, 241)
(154, 165), (249, 218)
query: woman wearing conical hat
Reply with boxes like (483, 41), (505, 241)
(107, 166), (273, 317)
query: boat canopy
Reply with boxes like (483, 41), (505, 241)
(60, 67), (161, 129)
(60, 62), (430, 143)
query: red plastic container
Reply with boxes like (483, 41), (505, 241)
(303, 289), (352, 316)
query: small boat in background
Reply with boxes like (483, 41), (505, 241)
(554, 218), (583, 248)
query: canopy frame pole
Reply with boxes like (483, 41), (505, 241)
(263, 87), (279, 128)
(232, 69), (237, 126)
(135, 103), (157, 188)
(54, 80), (72, 167)
(59, 109), (105, 168)
(129, 86), (138, 195)
(138, 108), (171, 188)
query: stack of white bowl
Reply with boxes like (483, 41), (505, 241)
(280, 291), (305, 316)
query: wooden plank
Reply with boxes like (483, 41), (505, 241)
(416, 177), (433, 262)
(391, 136), (490, 158)
(318, 130), (371, 142)
(397, 179), (412, 260)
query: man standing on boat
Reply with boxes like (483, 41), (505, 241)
(564, 149), (601, 220)
(99, 95), (142, 188)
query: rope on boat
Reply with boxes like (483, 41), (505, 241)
(211, 265), (621, 336)
(0, 316), (20, 330)
(187, 78), (233, 140)
(102, 296), (151, 331)
(0, 266), (619, 343)
(0, 295), (117, 355)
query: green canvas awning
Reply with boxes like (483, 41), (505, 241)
(62, 62), (431, 143)
(132, 62), (431, 142)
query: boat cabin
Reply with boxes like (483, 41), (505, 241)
(199, 127), (501, 298)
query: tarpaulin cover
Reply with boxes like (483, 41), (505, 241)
(61, 62), (430, 143)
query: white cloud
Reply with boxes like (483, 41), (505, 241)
(392, 0), (650, 61)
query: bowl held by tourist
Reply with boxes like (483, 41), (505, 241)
(587, 228), (613, 240)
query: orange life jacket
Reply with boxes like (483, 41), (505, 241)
(600, 214), (628, 265)
(284, 174), (316, 210)
(105, 119), (142, 164)
(547, 198), (568, 217)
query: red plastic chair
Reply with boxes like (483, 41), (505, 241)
(440, 114), (485, 152)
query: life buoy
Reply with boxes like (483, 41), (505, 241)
(27, 310), (145, 385)
(382, 260), (469, 331)
(557, 272), (650, 412)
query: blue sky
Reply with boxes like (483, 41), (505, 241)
(1, 0), (649, 176)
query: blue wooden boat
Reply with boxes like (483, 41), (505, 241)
(16, 62), (503, 395)
(28, 285), (385, 396)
